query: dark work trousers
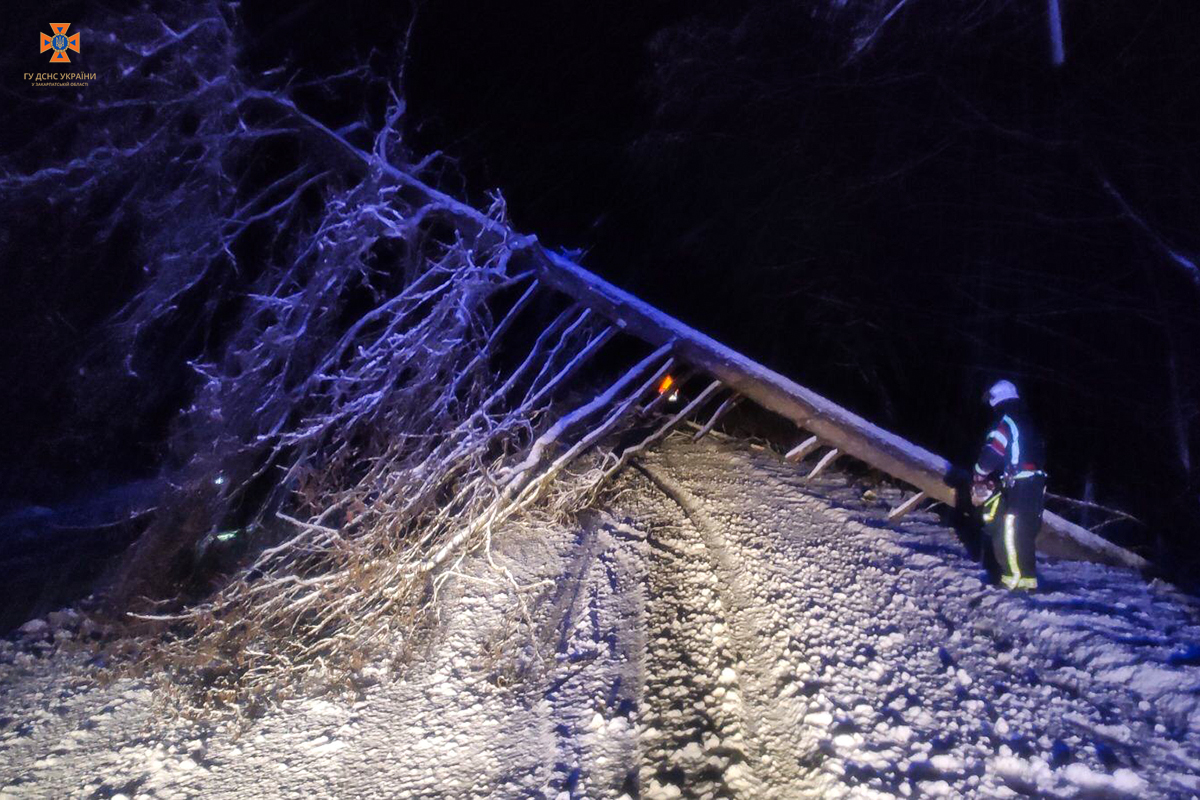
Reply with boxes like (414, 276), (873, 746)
(984, 474), (1046, 589)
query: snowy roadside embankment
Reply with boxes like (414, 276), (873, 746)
(2, 436), (1198, 798)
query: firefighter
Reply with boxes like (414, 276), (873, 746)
(970, 379), (1047, 591)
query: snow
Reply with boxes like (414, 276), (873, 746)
(14, 620), (47, 637)
(1, 436), (1198, 797)
(1061, 763), (1147, 796)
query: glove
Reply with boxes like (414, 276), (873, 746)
(970, 480), (995, 507)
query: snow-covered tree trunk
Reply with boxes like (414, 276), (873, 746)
(532, 250), (1148, 571)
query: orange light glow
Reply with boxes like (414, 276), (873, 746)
(657, 375), (675, 395)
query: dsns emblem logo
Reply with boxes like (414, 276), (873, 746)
(40, 23), (80, 63)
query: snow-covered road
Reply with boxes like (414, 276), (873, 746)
(2, 436), (1198, 798)
(624, 439), (1200, 797)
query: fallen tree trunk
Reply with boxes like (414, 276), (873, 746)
(245, 98), (1144, 571)
(533, 249), (1148, 571)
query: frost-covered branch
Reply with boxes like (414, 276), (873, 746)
(0, 2), (701, 715)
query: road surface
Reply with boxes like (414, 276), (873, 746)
(2, 436), (1198, 798)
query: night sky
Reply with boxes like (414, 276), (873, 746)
(2, 1), (1198, 586)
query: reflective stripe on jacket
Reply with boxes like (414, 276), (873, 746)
(974, 399), (1044, 482)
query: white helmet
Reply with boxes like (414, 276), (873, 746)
(985, 379), (1019, 407)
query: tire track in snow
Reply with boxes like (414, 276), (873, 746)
(627, 460), (822, 798)
(627, 471), (761, 799)
(537, 515), (648, 797)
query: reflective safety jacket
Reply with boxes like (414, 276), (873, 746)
(973, 399), (1046, 485)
